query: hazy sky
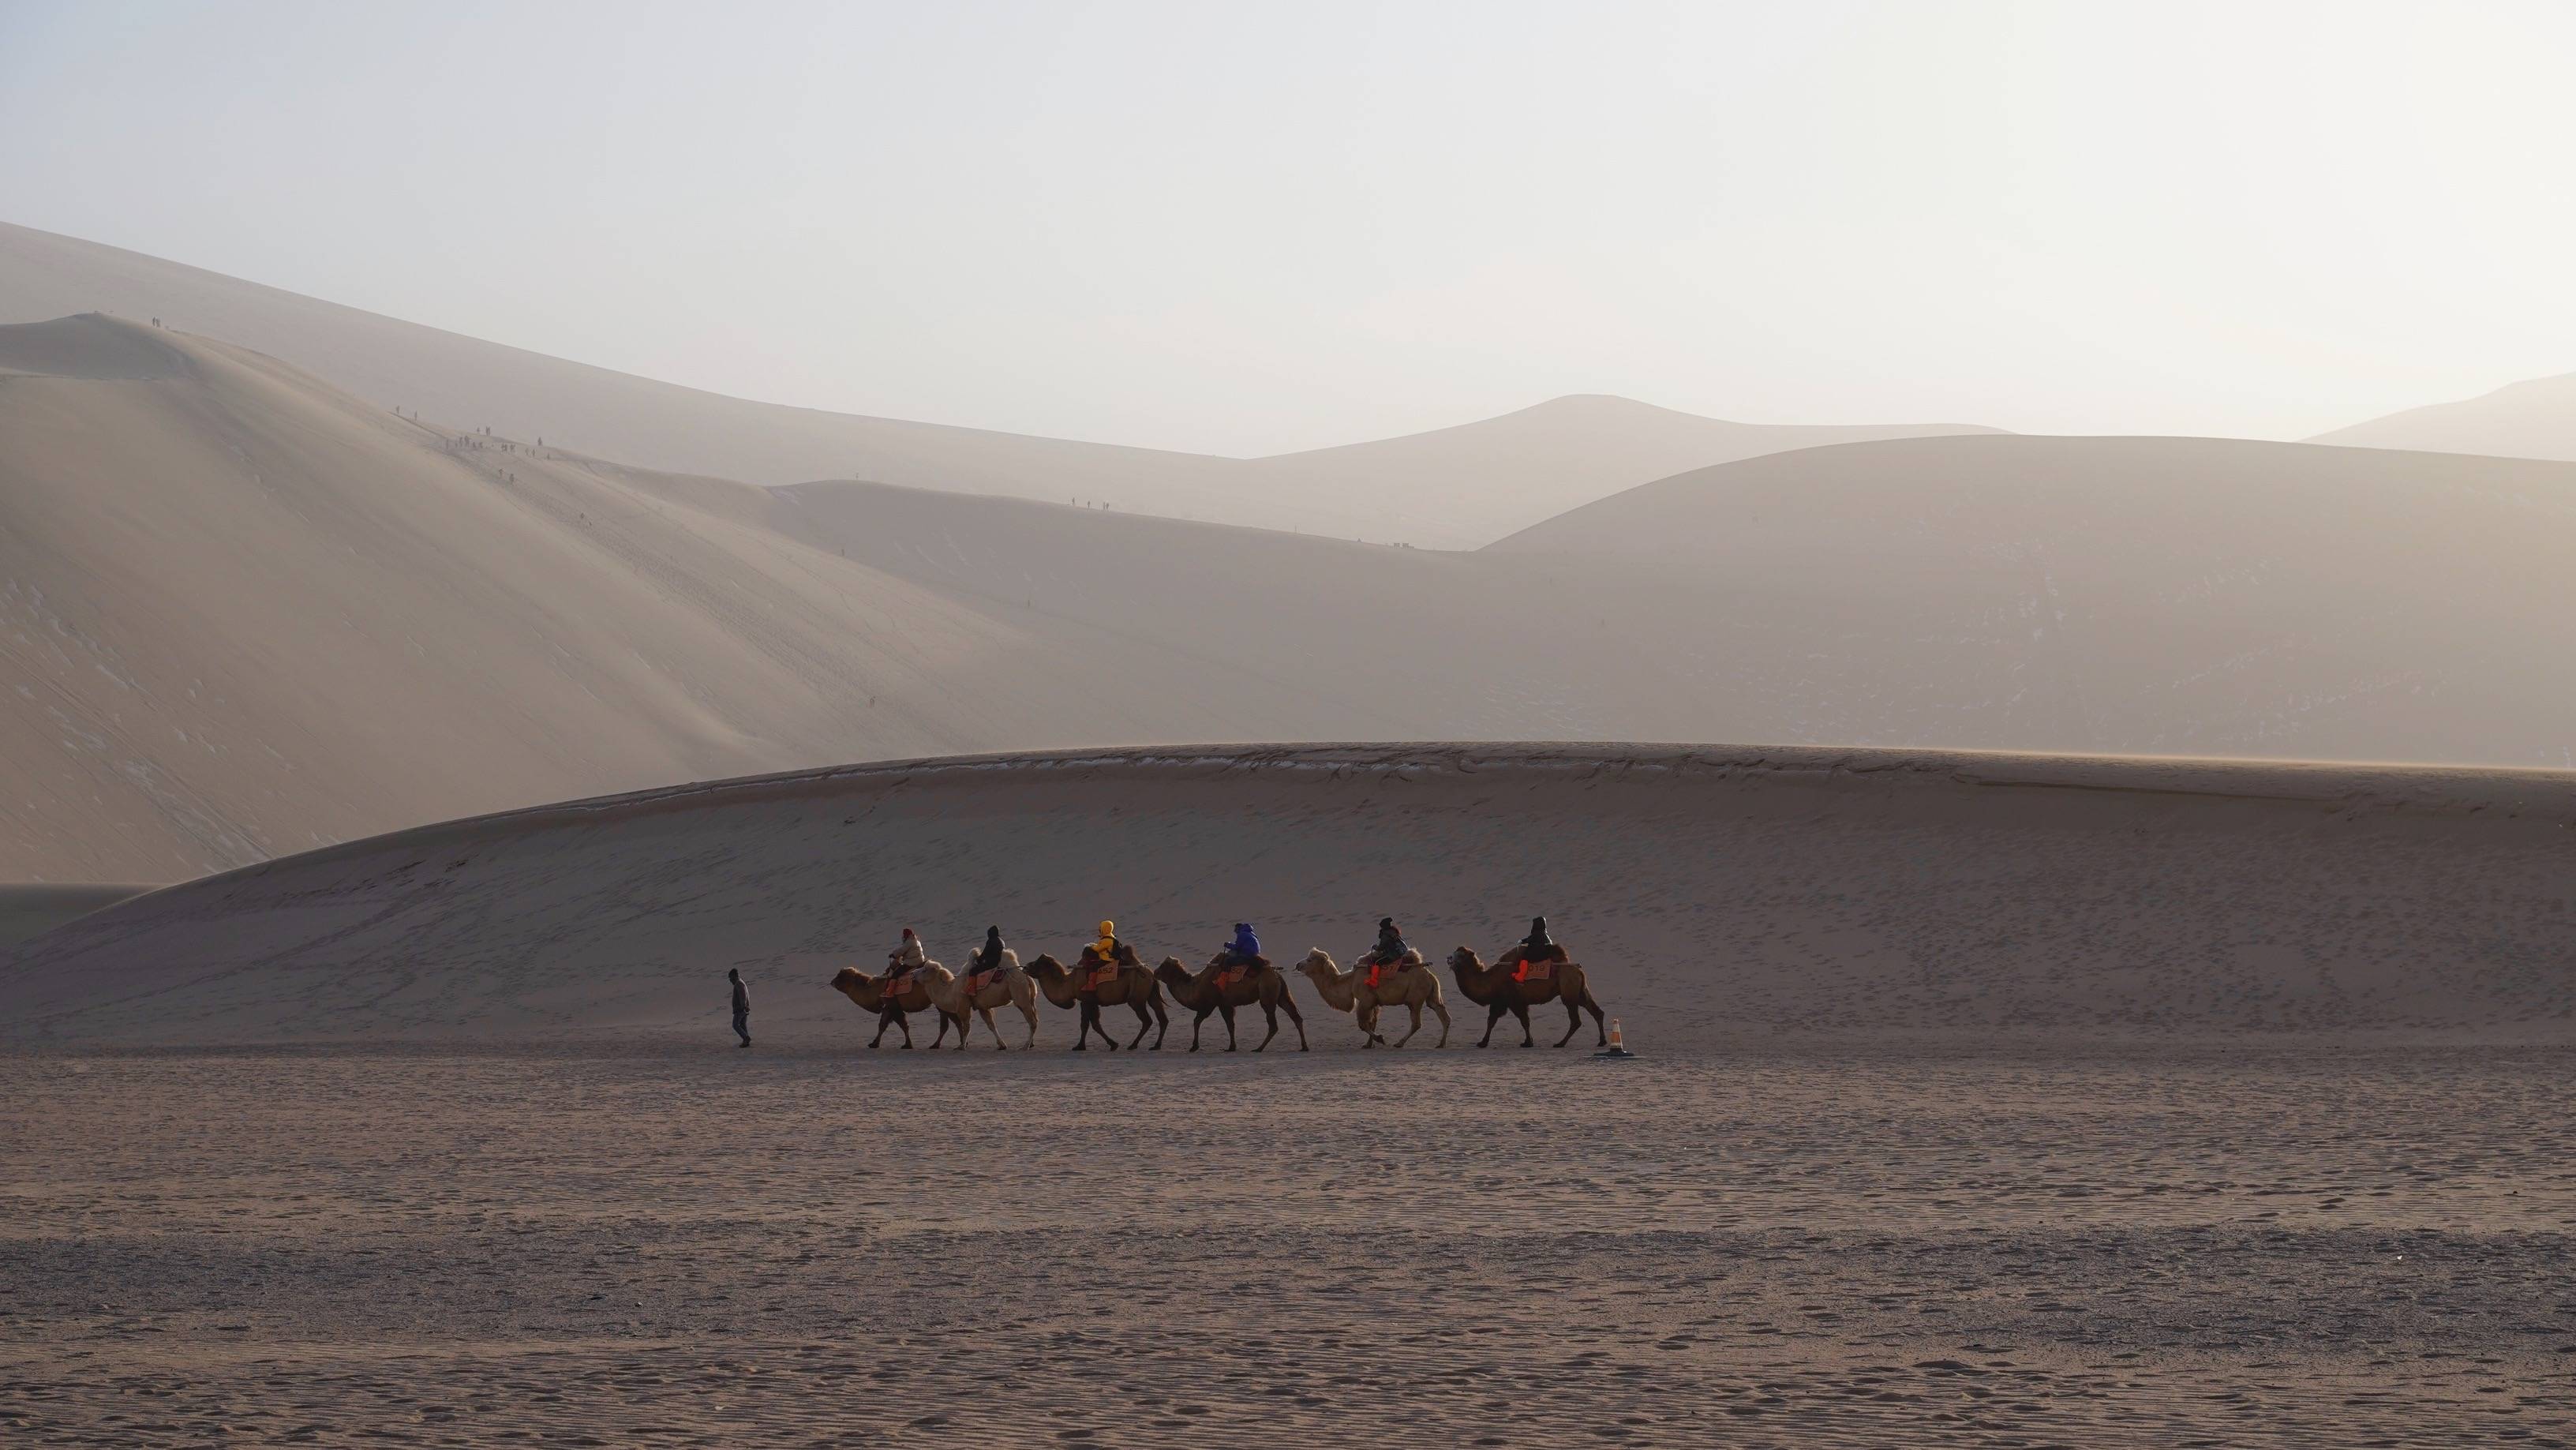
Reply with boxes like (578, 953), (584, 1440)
(6, 0), (2576, 454)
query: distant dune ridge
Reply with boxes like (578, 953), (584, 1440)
(6, 744), (2571, 1046)
(13, 313), (2576, 879)
(2310, 370), (2576, 462)
(0, 219), (1995, 549)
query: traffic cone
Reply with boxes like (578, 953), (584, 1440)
(1593, 1017), (1634, 1058)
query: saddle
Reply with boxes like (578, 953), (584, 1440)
(1363, 951), (1414, 991)
(883, 966), (916, 994)
(1507, 948), (1565, 984)
(1077, 955), (1121, 991)
(1215, 965), (1249, 990)
(964, 968), (1002, 995)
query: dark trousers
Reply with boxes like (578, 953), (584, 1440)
(732, 1009), (751, 1045)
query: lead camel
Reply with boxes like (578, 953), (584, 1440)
(1443, 946), (1607, 1048)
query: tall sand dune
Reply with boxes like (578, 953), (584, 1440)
(8, 744), (2570, 1047)
(0, 220), (1992, 546)
(17, 328), (2576, 884)
(0, 314), (1181, 880)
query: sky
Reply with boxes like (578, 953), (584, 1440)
(6, 0), (2576, 455)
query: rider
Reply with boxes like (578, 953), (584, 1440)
(1088, 920), (1122, 964)
(972, 925), (1008, 979)
(887, 927), (928, 980)
(1365, 916), (1409, 969)
(1219, 921), (1261, 972)
(1503, 916), (1561, 978)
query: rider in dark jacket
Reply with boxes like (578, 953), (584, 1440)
(1220, 922), (1261, 967)
(1367, 916), (1408, 967)
(1520, 916), (1556, 961)
(974, 926), (1008, 976)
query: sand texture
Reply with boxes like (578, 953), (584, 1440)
(6, 1041), (2572, 1447)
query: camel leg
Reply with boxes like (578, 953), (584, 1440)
(1391, 1002), (1423, 1049)
(1282, 990), (1307, 1052)
(1126, 1000), (1156, 1051)
(1018, 997), (1039, 1051)
(1430, 998), (1451, 1048)
(871, 1008), (896, 1048)
(1514, 1002), (1534, 1047)
(1219, 1002), (1240, 1052)
(1582, 987), (1608, 1045)
(1354, 1002), (1379, 1049)
(1478, 1001), (1506, 1047)
(976, 1005), (1002, 1049)
(1071, 1001), (1095, 1051)
(1189, 1008), (1208, 1052)
(897, 1010), (916, 1049)
(1251, 1001), (1276, 1053)
(1553, 993), (1584, 1048)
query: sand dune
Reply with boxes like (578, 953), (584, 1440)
(0, 884), (144, 951)
(0, 219), (1994, 547)
(2312, 368), (2576, 463)
(0, 314), (1170, 880)
(9, 743), (2572, 1047)
(17, 327), (2576, 882)
(1487, 433), (2576, 766)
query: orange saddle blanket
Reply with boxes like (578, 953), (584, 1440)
(1215, 965), (1250, 990)
(964, 969), (1002, 995)
(1084, 965), (1122, 991)
(1511, 957), (1557, 984)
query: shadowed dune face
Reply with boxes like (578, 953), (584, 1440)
(6, 744), (2572, 1047)
(0, 222), (1995, 548)
(0, 883), (148, 953)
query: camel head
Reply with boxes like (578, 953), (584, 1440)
(1447, 946), (1487, 975)
(1154, 956), (1195, 987)
(828, 966), (878, 1005)
(1295, 948), (1340, 979)
(1024, 953), (1066, 978)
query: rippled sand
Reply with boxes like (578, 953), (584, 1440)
(8, 1039), (2572, 1446)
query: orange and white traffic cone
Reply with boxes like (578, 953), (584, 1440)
(1594, 1017), (1634, 1058)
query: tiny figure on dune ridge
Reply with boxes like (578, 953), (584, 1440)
(728, 967), (751, 1047)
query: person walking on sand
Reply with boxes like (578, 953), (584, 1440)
(728, 968), (752, 1047)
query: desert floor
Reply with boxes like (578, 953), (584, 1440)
(7, 1036), (2572, 1448)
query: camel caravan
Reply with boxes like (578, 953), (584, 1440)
(826, 916), (1607, 1053)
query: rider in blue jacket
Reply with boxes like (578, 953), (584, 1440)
(1219, 922), (1261, 969)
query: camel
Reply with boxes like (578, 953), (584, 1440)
(1024, 946), (1170, 1051)
(1294, 948), (1450, 1049)
(913, 950), (1042, 1050)
(1152, 954), (1309, 1052)
(827, 962), (964, 1048)
(1445, 946), (1607, 1048)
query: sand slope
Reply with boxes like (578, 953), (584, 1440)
(0, 884), (144, 951)
(20, 335), (2576, 882)
(0, 314), (1177, 880)
(0, 220), (1994, 547)
(7, 744), (2571, 1047)
(2312, 368), (2576, 463)
(1488, 433), (2576, 765)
